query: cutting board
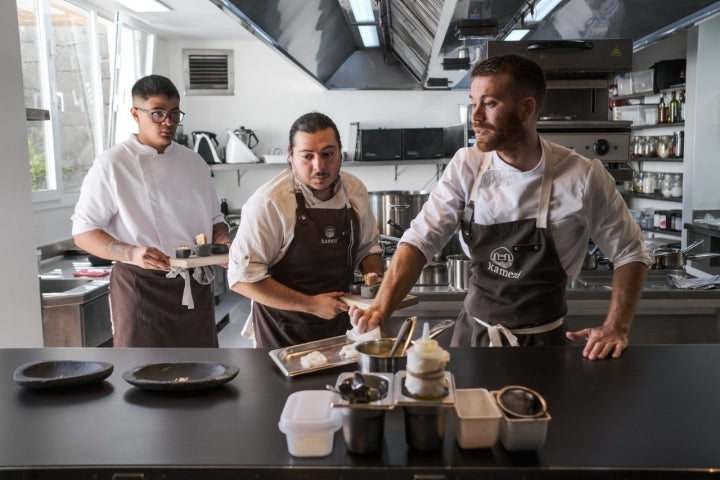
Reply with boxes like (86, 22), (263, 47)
(339, 293), (418, 310)
(169, 254), (228, 268)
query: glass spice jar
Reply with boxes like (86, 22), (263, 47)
(671, 174), (683, 198)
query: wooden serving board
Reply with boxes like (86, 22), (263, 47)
(169, 254), (228, 268)
(339, 293), (418, 310)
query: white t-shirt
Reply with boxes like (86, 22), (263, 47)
(228, 169), (382, 288)
(72, 135), (224, 256)
(400, 136), (653, 280)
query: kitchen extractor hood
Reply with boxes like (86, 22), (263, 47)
(208, 0), (720, 90)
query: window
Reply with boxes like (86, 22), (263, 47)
(17, 0), (155, 201)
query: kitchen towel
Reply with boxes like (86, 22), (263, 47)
(667, 274), (720, 290)
(73, 269), (110, 277)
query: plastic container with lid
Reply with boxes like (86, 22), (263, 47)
(278, 390), (342, 457)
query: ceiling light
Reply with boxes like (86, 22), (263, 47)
(505, 29), (531, 40)
(524, 0), (563, 23)
(357, 25), (379, 48)
(115, 0), (170, 13)
(349, 0), (374, 23)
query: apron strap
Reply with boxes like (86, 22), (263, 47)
(472, 316), (565, 347)
(461, 152), (494, 243)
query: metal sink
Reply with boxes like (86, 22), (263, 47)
(39, 277), (109, 305)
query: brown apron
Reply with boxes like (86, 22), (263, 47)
(252, 189), (360, 349)
(109, 262), (218, 347)
(451, 149), (569, 347)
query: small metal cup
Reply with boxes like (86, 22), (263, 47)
(341, 409), (386, 454)
(403, 406), (447, 451)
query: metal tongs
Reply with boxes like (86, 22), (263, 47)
(388, 316), (417, 357)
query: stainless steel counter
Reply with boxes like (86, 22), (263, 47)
(38, 255), (112, 347)
(389, 268), (720, 345)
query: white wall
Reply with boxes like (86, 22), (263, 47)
(164, 38), (470, 210)
(0, 1), (44, 346)
(686, 14), (720, 214)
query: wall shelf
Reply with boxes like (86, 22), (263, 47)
(622, 192), (682, 203)
(631, 156), (683, 162)
(210, 158), (450, 184)
(642, 227), (681, 238)
(631, 121), (684, 131)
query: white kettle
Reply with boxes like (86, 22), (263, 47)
(225, 129), (259, 164)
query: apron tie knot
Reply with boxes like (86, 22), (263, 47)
(472, 316), (565, 347)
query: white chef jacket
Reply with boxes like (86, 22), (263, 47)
(72, 135), (224, 256)
(401, 136), (653, 280)
(228, 169), (382, 288)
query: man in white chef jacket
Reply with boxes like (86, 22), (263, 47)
(350, 54), (653, 360)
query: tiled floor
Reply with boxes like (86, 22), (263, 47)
(214, 292), (254, 348)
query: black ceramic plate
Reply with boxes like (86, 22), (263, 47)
(13, 360), (114, 389)
(122, 362), (239, 391)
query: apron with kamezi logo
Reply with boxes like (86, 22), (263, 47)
(450, 149), (569, 347)
(252, 188), (359, 349)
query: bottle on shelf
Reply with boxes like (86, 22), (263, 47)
(657, 93), (668, 124)
(679, 90), (686, 122)
(669, 90), (680, 123)
(220, 198), (229, 216)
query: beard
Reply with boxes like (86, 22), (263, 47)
(473, 110), (526, 153)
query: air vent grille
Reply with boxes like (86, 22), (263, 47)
(183, 49), (234, 96)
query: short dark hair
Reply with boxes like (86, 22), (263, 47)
(470, 54), (546, 110)
(289, 112), (342, 150)
(131, 74), (180, 102)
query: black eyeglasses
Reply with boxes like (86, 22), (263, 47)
(135, 107), (185, 124)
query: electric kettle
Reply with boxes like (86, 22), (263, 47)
(192, 131), (222, 164)
(233, 126), (259, 149)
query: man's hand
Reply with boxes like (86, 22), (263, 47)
(566, 326), (628, 360)
(130, 246), (170, 270)
(309, 291), (349, 319)
(349, 305), (385, 333)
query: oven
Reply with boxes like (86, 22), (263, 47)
(537, 120), (633, 183)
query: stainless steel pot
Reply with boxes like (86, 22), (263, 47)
(651, 251), (720, 270)
(649, 239), (720, 270)
(355, 320), (455, 373)
(383, 257), (448, 286)
(447, 254), (470, 291)
(369, 191), (429, 237)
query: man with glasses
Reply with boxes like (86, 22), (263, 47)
(72, 74), (229, 347)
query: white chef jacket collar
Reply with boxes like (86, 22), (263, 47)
(292, 174), (348, 208)
(129, 134), (177, 155)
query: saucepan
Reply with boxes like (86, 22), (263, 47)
(355, 319), (455, 373)
(650, 239), (720, 270)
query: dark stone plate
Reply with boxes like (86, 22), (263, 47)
(13, 360), (114, 389)
(122, 362), (239, 391)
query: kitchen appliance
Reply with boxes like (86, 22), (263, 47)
(233, 126), (259, 149)
(192, 131), (222, 165)
(486, 40), (633, 81)
(225, 129), (259, 164)
(402, 128), (444, 159)
(537, 120), (633, 182)
(359, 129), (403, 161)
